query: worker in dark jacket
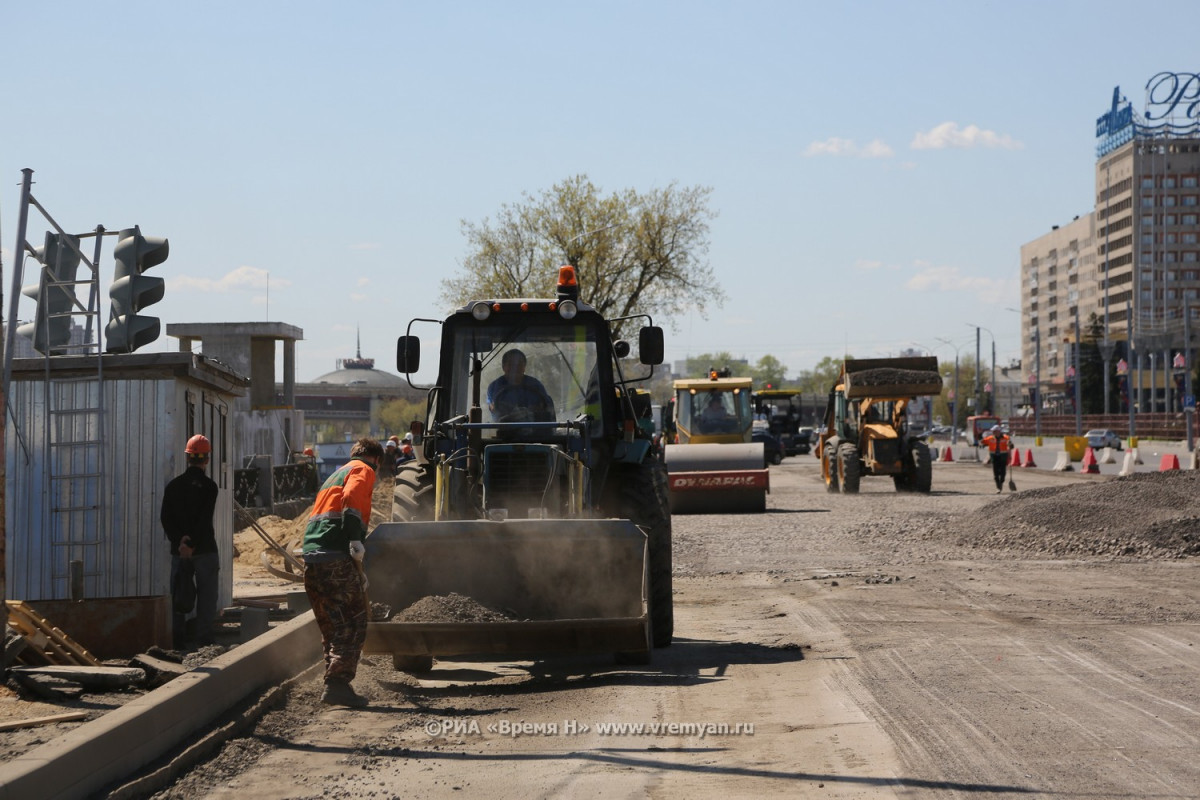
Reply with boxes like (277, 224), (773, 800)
(302, 437), (383, 707)
(161, 434), (221, 649)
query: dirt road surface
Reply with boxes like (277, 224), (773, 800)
(126, 459), (1200, 797)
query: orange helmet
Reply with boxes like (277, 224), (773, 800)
(303, 447), (315, 456)
(185, 434), (212, 455)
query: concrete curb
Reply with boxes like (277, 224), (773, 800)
(0, 612), (320, 800)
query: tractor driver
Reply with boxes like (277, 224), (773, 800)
(698, 392), (734, 433)
(487, 348), (555, 422)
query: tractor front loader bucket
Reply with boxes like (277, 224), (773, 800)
(362, 519), (650, 663)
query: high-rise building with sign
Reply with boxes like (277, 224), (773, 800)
(1020, 74), (1200, 413)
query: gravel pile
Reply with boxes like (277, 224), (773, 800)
(952, 470), (1200, 559)
(394, 593), (516, 623)
(849, 367), (942, 388)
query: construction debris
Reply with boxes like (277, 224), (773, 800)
(4, 601), (101, 667)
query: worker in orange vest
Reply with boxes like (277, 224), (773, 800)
(981, 426), (1015, 494)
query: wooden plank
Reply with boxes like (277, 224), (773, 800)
(4, 600), (102, 667)
(0, 711), (89, 732)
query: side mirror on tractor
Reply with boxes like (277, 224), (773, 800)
(397, 335), (421, 374)
(639, 327), (664, 365)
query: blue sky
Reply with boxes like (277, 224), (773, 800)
(2, 1), (1196, 383)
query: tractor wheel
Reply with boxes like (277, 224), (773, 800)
(837, 443), (861, 494)
(912, 441), (933, 493)
(392, 463), (436, 521)
(893, 473), (912, 492)
(619, 460), (673, 648)
(824, 444), (840, 493)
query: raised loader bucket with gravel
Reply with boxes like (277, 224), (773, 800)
(362, 519), (650, 665)
(663, 442), (769, 514)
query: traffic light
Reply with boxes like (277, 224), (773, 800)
(106, 225), (168, 353)
(17, 232), (81, 355)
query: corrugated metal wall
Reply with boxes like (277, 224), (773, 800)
(5, 373), (234, 609)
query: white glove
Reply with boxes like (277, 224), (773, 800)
(349, 541), (366, 562)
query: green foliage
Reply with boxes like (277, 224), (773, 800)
(680, 352), (741, 378)
(378, 397), (426, 437)
(791, 355), (849, 397)
(442, 174), (725, 337)
(752, 354), (788, 388)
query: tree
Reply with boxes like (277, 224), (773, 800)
(792, 355), (849, 397)
(378, 397), (425, 437)
(442, 175), (724, 336)
(680, 352), (741, 378)
(751, 355), (788, 388)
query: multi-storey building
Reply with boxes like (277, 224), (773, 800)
(1020, 76), (1200, 412)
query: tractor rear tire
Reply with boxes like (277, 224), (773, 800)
(837, 444), (861, 494)
(620, 460), (673, 648)
(824, 444), (840, 493)
(912, 441), (933, 493)
(393, 463), (436, 521)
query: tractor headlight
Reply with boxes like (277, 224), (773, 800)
(558, 300), (578, 320)
(471, 302), (491, 321)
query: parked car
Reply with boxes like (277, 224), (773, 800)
(752, 429), (785, 466)
(1085, 429), (1123, 450)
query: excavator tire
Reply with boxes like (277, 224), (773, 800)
(619, 460), (673, 648)
(392, 463), (435, 522)
(824, 444), (840, 493)
(912, 441), (933, 493)
(837, 443), (861, 494)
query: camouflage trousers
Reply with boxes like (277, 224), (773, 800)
(304, 557), (369, 683)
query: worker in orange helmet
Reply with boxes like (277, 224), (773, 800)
(161, 434), (220, 649)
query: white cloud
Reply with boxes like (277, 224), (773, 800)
(356, 277), (370, 287)
(854, 259), (886, 271)
(172, 265), (292, 293)
(804, 137), (894, 158)
(910, 122), (1022, 150)
(905, 264), (1012, 301)
(349, 292), (369, 302)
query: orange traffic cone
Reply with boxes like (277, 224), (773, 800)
(940, 446), (954, 462)
(1022, 448), (1037, 468)
(1159, 453), (1181, 471)
(1008, 448), (1021, 467)
(1081, 447), (1100, 474)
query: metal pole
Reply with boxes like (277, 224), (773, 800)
(2, 168), (35, 644)
(1034, 329), (1041, 440)
(953, 353), (959, 445)
(1103, 162), (1112, 414)
(974, 327), (981, 417)
(1080, 307), (1089, 434)
(1186, 305), (1194, 452)
(1128, 299), (1136, 438)
(991, 339), (996, 415)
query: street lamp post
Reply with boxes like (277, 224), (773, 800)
(967, 324), (997, 415)
(1080, 307), (1089, 434)
(936, 337), (967, 445)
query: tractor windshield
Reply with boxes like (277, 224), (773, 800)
(449, 322), (605, 434)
